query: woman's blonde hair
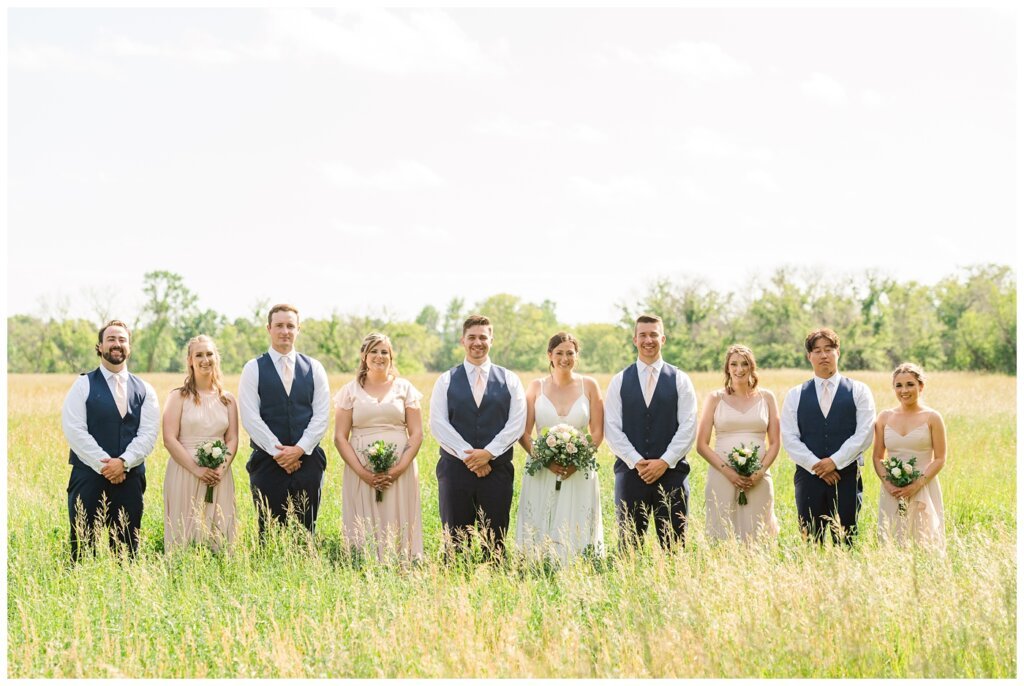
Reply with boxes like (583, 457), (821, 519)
(179, 335), (229, 406)
(892, 362), (926, 386)
(357, 332), (398, 387)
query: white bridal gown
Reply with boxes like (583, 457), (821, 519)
(515, 379), (604, 563)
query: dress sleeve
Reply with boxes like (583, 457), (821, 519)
(333, 382), (356, 411)
(401, 379), (423, 409)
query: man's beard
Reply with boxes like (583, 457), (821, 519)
(102, 347), (127, 365)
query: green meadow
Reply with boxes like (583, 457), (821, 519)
(7, 370), (1016, 678)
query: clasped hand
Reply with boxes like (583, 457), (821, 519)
(636, 458), (669, 485)
(99, 457), (126, 484)
(274, 444), (305, 474)
(812, 457), (839, 485)
(890, 480), (922, 500)
(548, 463), (577, 479)
(463, 448), (493, 478)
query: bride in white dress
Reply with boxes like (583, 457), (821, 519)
(516, 332), (605, 563)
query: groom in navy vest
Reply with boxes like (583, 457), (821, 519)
(604, 314), (698, 549)
(781, 328), (875, 544)
(239, 304), (331, 538)
(62, 320), (159, 561)
(429, 314), (526, 556)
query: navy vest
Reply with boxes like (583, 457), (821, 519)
(69, 367), (147, 475)
(616, 363), (684, 473)
(252, 352), (316, 452)
(443, 364), (514, 462)
(796, 377), (857, 459)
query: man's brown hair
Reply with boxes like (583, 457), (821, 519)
(462, 314), (492, 335)
(267, 303), (300, 327)
(804, 327), (840, 353)
(634, 313), (664, 335)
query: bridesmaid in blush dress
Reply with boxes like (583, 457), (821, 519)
(162, 335), (239, 552)
(333, 332), (424, 561)
(695, 344), (780, 542)
(515, 332), (605, 564)
(872, 362), (946, 551)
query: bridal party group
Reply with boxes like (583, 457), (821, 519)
(61, 304), (948, 563)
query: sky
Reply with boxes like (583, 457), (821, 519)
(5, 7), (1017, 327)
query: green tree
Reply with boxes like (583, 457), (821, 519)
(573, 322), (634, 374)
(134, 271), (199, 373)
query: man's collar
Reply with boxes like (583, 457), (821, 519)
(99, 365), (127, 380)
(464, 359), (492, 375)
(636, 358), (664, 373)
(269, 348), (297, 362)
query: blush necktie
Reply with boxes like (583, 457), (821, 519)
(113, 374), (128, 418)
(281, 356), (294, 396)
(643, 366), (657, 407)
(473, 368), (486, 407)
(819, 379), (833, 417)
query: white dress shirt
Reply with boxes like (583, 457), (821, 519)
(603, 358), (698, 470)
(61, 366), (160, 474)
(780, 372), (876, 473)
(428, 359), (527, 461)
(238, 348), (331, 456)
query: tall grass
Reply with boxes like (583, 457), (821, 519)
(7, 370), (1016, 677)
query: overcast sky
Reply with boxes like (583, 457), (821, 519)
(6, 7), (1017, 326)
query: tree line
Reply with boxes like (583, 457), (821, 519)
(7, 265), (1016, 376)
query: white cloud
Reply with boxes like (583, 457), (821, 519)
(265, 8), (505, 75)
(568, 124), (609, 144)
(9, 42), (115, 75)
(611, 41), (752, 83)
(474, 118), (608, 144)
(861, 88), (884, 110)
(473, 116), (554, 138)
(801, 71), (849, 106)
(322, 160), (444, 191)
(679, 127), (773, 161)
(674, 176), (717, 204)
(568, 175), (657, 202)
(745, 170), (781, 193)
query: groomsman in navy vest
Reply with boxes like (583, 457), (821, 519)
(429, 314), (526, 556)
(781, 328), (875, 544)
(239, 304), (331, 538)
(604, 314), (698, 549)
(62, 320), (159, 561)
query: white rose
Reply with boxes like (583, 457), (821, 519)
(736, 455), (747, 466)
(890, 466), (902, 478)
(211, 447), (223, 458)
(560, 432), (571, 442)
(566, 442), (578, 454)
(203, 442), (214, 452)
(546, 435), (558, 448)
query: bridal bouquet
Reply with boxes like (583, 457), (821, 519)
(881, 454), (922, 515)
(195, 440), (230, 503)
(526, 424), (598, 491)
(363, 440), (398, 502)
(725, 443), (762, 505)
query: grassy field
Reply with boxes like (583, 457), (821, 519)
(6, 369), (1017, 678)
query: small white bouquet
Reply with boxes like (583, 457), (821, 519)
(881, 454), (922, 515)
(725, 443), (762, 505)
(195, 440), (230, 503)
